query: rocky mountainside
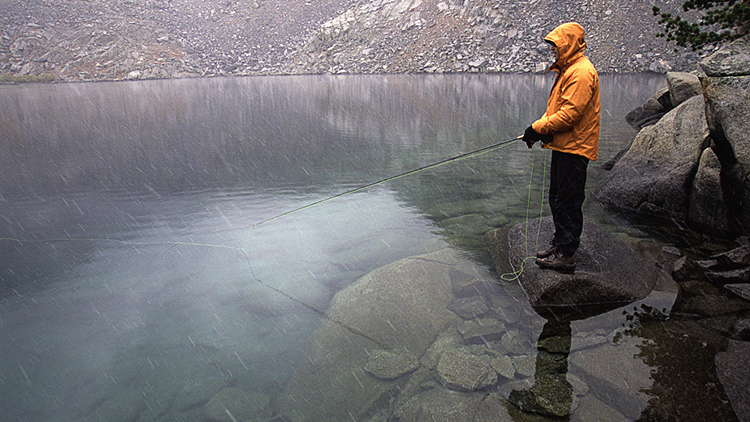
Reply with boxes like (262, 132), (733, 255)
(1, 0), (707, 82)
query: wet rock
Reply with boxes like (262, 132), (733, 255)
(573, 395), (630, 422)
(473, 393), (514, 422)
(569, 335), (652, 420)
(711, 244), (750, 268)
(488, 355), (515, 380)
(595, 95), (710, 224)
(275, 248), (463, 422)
(364, 349), (419, 380)
(448, 296), (491, 319)
(725, 284), (750, 302)
(715, 340), (750, 422)
(91, 388), (146, 422)
(449, 267), (492, 298)
(624, 87), (672, 130)
(507, 375), (576, 417)
(395, 388), (485, 422)
(488, 217), (660, 308)
(701, 34), (750, 235)
(666, 71), (702, 107)
(203, 388), (272, 422)
(730, 318), (750, 341)
(436, 349), (497, 391)
(457, 317), (505, 344)
(706, 267), (750, 284)
(689, 147), (731, 234)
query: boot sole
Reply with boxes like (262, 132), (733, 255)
(535, 258), (575, 272)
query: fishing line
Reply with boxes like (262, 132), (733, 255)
(245, 135), (524, 233)
(1, 134), (546, 403)
(500, 147), (549, 282)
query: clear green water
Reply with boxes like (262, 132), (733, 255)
(0, 74), (741, 422)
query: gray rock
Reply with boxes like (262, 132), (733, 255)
(672, 255), (707, 282)
(689, 147), (730, 234)
(624, 86), (672, 130)
(569, 335), (652, 420)
(457, 317), (506, 344)
(700, 34), (750, 77)
(395, 388), (485, 422)
(706, 267), (750, 284)
(275, 248), (462, 422)
(91, 388), (145, 422)
(489, 217), (659, 307)
(730, 318), (750, 341)
(489, 355), (515, 380)
(364, 349), (420, 380)
(725, 284), (750, 302)
(666, 71), (702, 107)
(437, 349), (497, 391)
(594, 95), (709, 224)
(715, 340), (750, 422)
(447, 296), (491, 319)
(203, 388), (271, 422)
(701, 36), (750, 235)
(712, 245), (750, 268)
(473, 393), (515, 422)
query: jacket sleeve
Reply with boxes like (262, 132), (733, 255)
(532, 68), (595, 135)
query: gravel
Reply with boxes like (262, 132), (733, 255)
(0, 0), (711, 82)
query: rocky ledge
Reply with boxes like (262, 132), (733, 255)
(1, 0), (708, 83)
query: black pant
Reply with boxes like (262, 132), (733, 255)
(549, 150), (589, 256)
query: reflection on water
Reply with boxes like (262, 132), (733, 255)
(0, 74), (738, 421)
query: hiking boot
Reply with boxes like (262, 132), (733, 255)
(536, 251), (575, 271)
(536, 243), (558, 259)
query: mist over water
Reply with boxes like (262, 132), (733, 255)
(0, 74), (681, 422)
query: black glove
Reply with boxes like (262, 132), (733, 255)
(522, 126), (553, 148)
(522, 126), (541, 148)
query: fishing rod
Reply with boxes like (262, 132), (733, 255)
(249, 135), (524, 229)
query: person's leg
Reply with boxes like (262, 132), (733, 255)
(550, 150), (588, 256)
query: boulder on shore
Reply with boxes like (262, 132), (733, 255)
(485, 217), (661, 309)
(701, 34), (750, 234)
(594, 95), (711, 224)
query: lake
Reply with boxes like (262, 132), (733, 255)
(0, 74), (738, 421)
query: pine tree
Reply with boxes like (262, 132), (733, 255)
(652, 0), (750, 50)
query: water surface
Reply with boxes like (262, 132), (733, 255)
(1, 74), (735, 422)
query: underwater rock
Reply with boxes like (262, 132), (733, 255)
(274, 248), (463, 421)
(395, 388), (486, 422)
(715, 340), (750, 422)
(364, 349), (419, 380)
(203, 388), (271, 422)
(489, 355), (515, 380)
(90, 388), (145, 422)
(486, 217), (660, 308)
(436, 349), (497, 392)
(447, 296), (491, 319)
(457, 317), (506, 344)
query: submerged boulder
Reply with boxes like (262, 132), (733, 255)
(273, 248), (463, 422)
(485, 217), (660, 308)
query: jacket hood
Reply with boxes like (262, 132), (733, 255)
(545, 22), (586, 69)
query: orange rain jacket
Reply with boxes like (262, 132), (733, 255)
(532, 22), (600, 161)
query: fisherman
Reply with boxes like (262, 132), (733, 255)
(522, 22), (600, 271)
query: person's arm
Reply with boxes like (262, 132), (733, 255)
(532, 69), (596, 135)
